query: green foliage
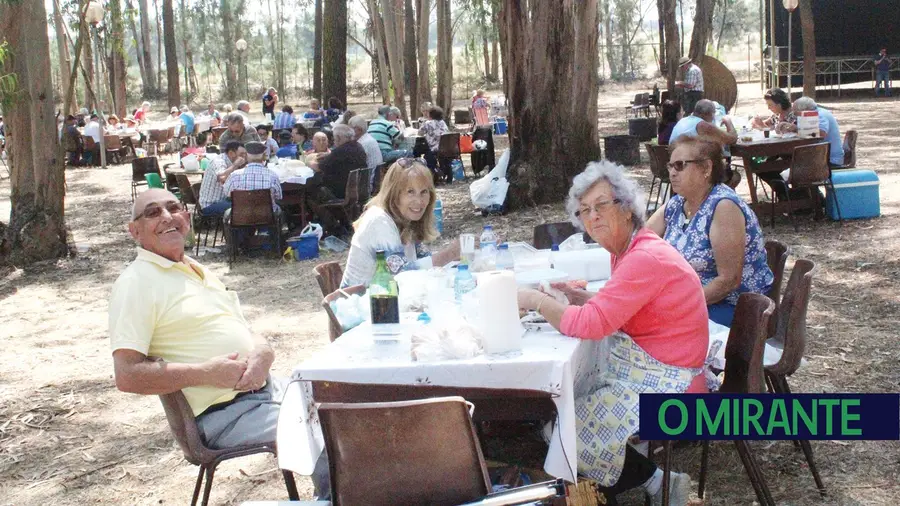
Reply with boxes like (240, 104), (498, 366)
(712, 0), (759, 53)
(0, 42), (20, 108)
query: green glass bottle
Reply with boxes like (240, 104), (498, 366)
(369, 250), (399, 324)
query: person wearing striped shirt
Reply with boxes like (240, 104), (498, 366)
(366, 105), (410, 163)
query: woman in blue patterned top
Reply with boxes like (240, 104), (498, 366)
(648, 137), (773, 326)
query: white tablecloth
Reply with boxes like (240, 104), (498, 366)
(277, 323), (609, 483)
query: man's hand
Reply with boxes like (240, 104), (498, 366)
(234, 345), (273, 392)
(203, 352), (248, 389)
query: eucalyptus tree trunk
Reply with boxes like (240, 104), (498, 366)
(500, 0), (601, 209)
(154, 0), (162, 91)
(799, 0), (816, 98)
(138, 0), (157, 95)
(125, 0), (150, 95)
(109, 0), (128, 116)
(689, 0), (714, 63)
(435, 0), (453, 116)
(235, 0), (247, 98)
(657, 0), (666, 73)
(0, 0), (69, 266)
(663, 0), (680, 92)
(83, 8), (94, 111)
(313, 0), (323, 100)
(221, 0), (237, 100)
(404, 0), (418, 117)
(366, 0), (391, 103)
(162, 0), (179, 107)
(52, 0), (73, 113)
(382, 0), (408, 121)
(322, 0), (348, 107)
(416, 0), (431, 103)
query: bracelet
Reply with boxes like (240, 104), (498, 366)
(536, 294), (551, 313)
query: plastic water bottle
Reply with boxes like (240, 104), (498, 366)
(433, 199), (443, 234)
(550, 243), (560, 269)
(454, 264), (477, 303)
(479, 225), (498, 271)
(495, 243), (514, 271)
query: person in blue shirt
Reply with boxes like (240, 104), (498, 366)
(273, 105), (296, 130)
(874, 48), (891, 97)
(274, 123), (312, 158)
(325, 97), (344, 124)
(781, 96), (844, 166)
(179, 106), (196, 135)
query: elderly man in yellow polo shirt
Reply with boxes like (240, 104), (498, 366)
(108, 188), (282, 449)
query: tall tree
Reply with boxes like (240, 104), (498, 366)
(138, 0), (157, 95)
(416, 0), (431, 103)
(435, 0), (453, 116)
(109, 0), (128, 116)
(500, 0), (601, 208)
(313, 0), (323, 100)
(221, 0), (237, 100)
(404, 0), (418, 118)
(234, 0), (247, 98)
(798, 0), (815, 98)
(154, 0), (162, 91)
(51, 0), (73, 113)
(689, 0), (714, 63)
(322, 0), (348, 108)
(366, 0), (391, 103)
(0, 0), (69, 265)
(657, 0), (666, 73)
(490, 0), (500, 80)
(125, 0), (150, 95)
(662, 0), (680, 92)
(82, 0), (95, 110)
(382, 0), (408, 121)
(162, 0), (179, 107)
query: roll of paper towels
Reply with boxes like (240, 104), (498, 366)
(552, 249), (611, 281)
(477, 270), (523, 354)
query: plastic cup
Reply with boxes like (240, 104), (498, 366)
(459, 233), (476, 264)
(763, 129), (770, 139)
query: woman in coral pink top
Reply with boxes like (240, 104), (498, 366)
(517, 161), (708, 506)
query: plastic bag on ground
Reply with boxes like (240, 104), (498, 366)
(301, 222), (324, 241)
(470, 148), (511, 210)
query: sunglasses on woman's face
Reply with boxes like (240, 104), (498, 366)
(666, 159), (709, 172)
(135, 201), (187, 221)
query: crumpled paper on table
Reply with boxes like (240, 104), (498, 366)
(410, 313), (483, 362)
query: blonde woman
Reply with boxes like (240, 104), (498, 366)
(341, 159), (460, 287)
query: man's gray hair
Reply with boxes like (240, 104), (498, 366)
(348, 115), (368, 135)
(246, 151), (266, 163)
(180, 105), (189, 112)
(566, 160), (646, 229)
(692, 99), (716, 118)
(388, 107), (401, 118)
(237, 100), (250, 110)
(378, 105), (391, 117)
(793, 96), (818, 112)
(224, 113), (244, 125)
(332, 124), (355, 144)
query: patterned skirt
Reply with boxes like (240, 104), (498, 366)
(575, 333), (701, 486)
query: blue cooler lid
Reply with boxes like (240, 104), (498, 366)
(830, 169), (879, 186)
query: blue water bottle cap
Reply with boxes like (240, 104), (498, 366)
(551, 243), (560, 251)
(498, 243), (508, 250)
(483, 224), (492, 230)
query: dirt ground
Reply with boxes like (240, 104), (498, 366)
(1, 84), (898, 505)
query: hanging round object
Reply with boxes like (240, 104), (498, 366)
(782, 0), (799, 11)
(85, 1), (105, 24)
(235, 39), (248, 52)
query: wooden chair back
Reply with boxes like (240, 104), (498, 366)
(131, 156), (161, 183)
(167, 126), (176, 140)
(438, 132), (462, 159)
(720, 293), (775, 395)
(322, 284), (367, 342)
(318, 397), (491, 506)
(148, 129), (168, 143)
(789, 143), (831, 185)
(533, 222), (577, 250)
(104, 135), (122, 150)
(372, 162), (390, 195)
(314, 261), (344, 298)
(158, 390), (214, 466)
(646, 143), (671, 181)
(176, 174), (198, 206)
(230, 189), (275, 227)
(842, 129), (857, 168)
(764, 240), (789, 309)
(766, 259), (815, 378)
(83, 135), (97, 151)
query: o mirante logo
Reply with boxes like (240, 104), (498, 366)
(638, 394), (900, 440)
